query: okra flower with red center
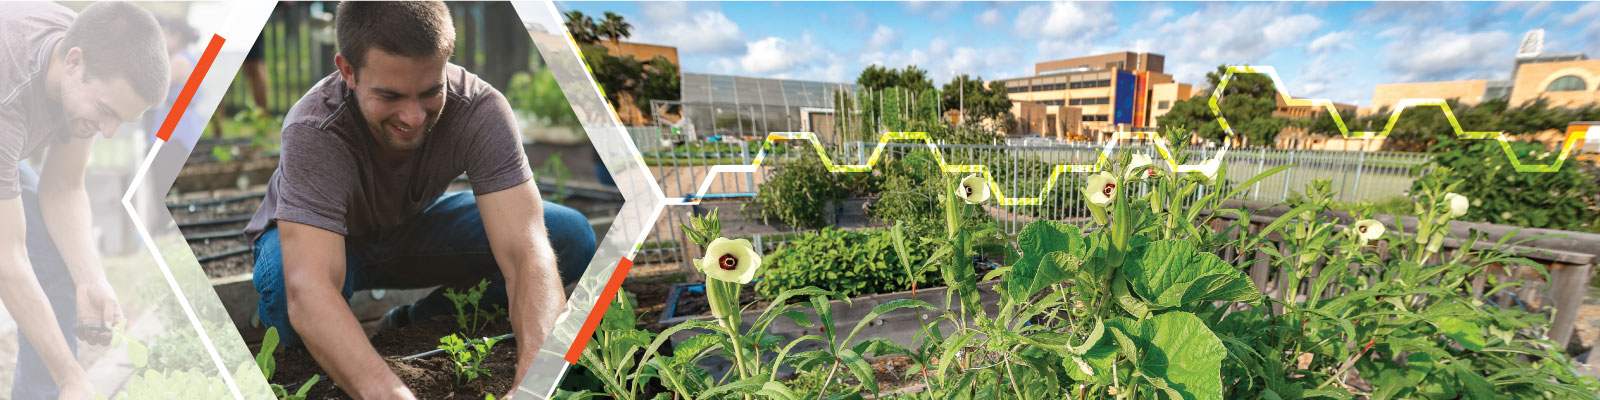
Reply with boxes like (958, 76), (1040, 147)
(1084, 172), (1117, 206)
(697, 237), (762, 284)
(1351, 219), (1385, 244)
(1125, 153), (1157, 181)
(956, 174), (992, 204)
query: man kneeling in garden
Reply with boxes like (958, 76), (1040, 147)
(243, 2), (595, 398)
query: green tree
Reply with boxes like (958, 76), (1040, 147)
(1156, 65), (1288, 147)
(856, 64), (934, 92)
(569, 11), (679, 124)
(562, 11), (600, 45)
(599, 11), (632, 47)
(940, 74), (1013, 127)
(639, 56), (680, 116)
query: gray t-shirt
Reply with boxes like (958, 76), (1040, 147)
(245, 64), (532, 241)
(0, 2), (73, 200)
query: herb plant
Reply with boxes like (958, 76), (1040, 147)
(439, 334), (502, 386)
(445, 279), (508, 335)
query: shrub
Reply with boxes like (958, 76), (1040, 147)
(755, 227), (934, 300)
(1419, 136), (1600, 232)
(746, 152), (878, 229)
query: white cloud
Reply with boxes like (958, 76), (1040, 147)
(1294, 54), (1365, 104)
(859, 36), (1023, 83)
(1561, 1), (1600, 25)
(1014, 2), (1117, 40)
(976, 7), (1004, 28)
(728, 33), (850, 81)
(1562, 2), (1600, 57)
(1496, 1), (1552, 21)
(1146, 6), (1175, 25)
(1382, 29), (1513, 82)
(636, 2), (745, 54)
(865, 25), (902, 52)
(1307, 31), (1355, 54)
(1149, 4), (1324, 84)
(1015, 2), (1117, 64)
(904, 1), (962, 22)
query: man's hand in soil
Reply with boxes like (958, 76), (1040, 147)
(279, 221), (417, 400)
(477, 180), (566, 390)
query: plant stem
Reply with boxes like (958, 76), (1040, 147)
(815, 361), (840, 399)
(1003, 353), (1025, 399)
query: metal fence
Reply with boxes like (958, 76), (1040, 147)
(632, 134), (1433, 268)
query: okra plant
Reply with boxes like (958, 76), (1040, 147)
(564, 126), (1598, 399)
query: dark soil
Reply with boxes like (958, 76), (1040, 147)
(266, 317), (517, 399)
(168, 196), (263, 223)
(190, 236), (254, 278)
(167, 191), (263, 278)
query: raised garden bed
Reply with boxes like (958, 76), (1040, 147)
(266, 317), (517, 399)
(657, 280), (1002, 381)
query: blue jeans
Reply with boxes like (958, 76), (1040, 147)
(252, 191), (595, 347)
(11, 163), (76, 400)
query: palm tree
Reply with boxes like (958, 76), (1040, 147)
(563, 10), (599, 45)
(599, 12), (632, 47)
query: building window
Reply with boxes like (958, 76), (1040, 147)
(1069, 82), (1083, 89)
(1546, 75), (1587, 92)
(1158, 101), (1171, 110)
(1007, 86), (1030, 93)
(1081, 115), (1109, 122)
(1068, 97), (1111, 106)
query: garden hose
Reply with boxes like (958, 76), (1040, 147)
(282, 332), (517, 391)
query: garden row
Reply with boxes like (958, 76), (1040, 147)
(564, 136), (1600, 399)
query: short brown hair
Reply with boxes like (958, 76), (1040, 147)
(335, 1), (456, 76)
(60, 2), (171, 104)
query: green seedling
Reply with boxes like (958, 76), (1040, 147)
(445, 279), (507, 334)
(256, 327), (322, 400)
(439, 333), (501, 386)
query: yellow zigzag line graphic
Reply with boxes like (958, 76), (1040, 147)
(671, 131), (1203, 206)
(662, 65), (1585, 206)
(1216, 65), (1583, 172)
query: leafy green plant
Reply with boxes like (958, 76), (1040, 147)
(1420, 136), (1600, 232)
(445, 279), (507, 334)
(439, 334), (502, 386)
(508, 69), (580, 128)
(256, 327), (322, 400)
(745, 150), (879, 230)
(755, 227), (935, 300)
(569, 125), (1599, 399)
(539, 152), (573, 203)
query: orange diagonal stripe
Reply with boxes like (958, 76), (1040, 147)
(565, 257), (634, 364)
(158, 34), (224, 142)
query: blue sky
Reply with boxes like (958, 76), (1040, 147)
(558, 1), (1600, 107)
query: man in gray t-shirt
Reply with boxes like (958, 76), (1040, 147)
(245, 3), (594, 399)
(1, 3), (169, 399)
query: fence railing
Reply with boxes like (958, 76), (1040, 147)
(633, 135), (1435, 273)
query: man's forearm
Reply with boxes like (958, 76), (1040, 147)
(287, 280), (409, 400)
(505, 241), (564, 384)
(0, 201), (88, 390)
(36, 186), (107, 287)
